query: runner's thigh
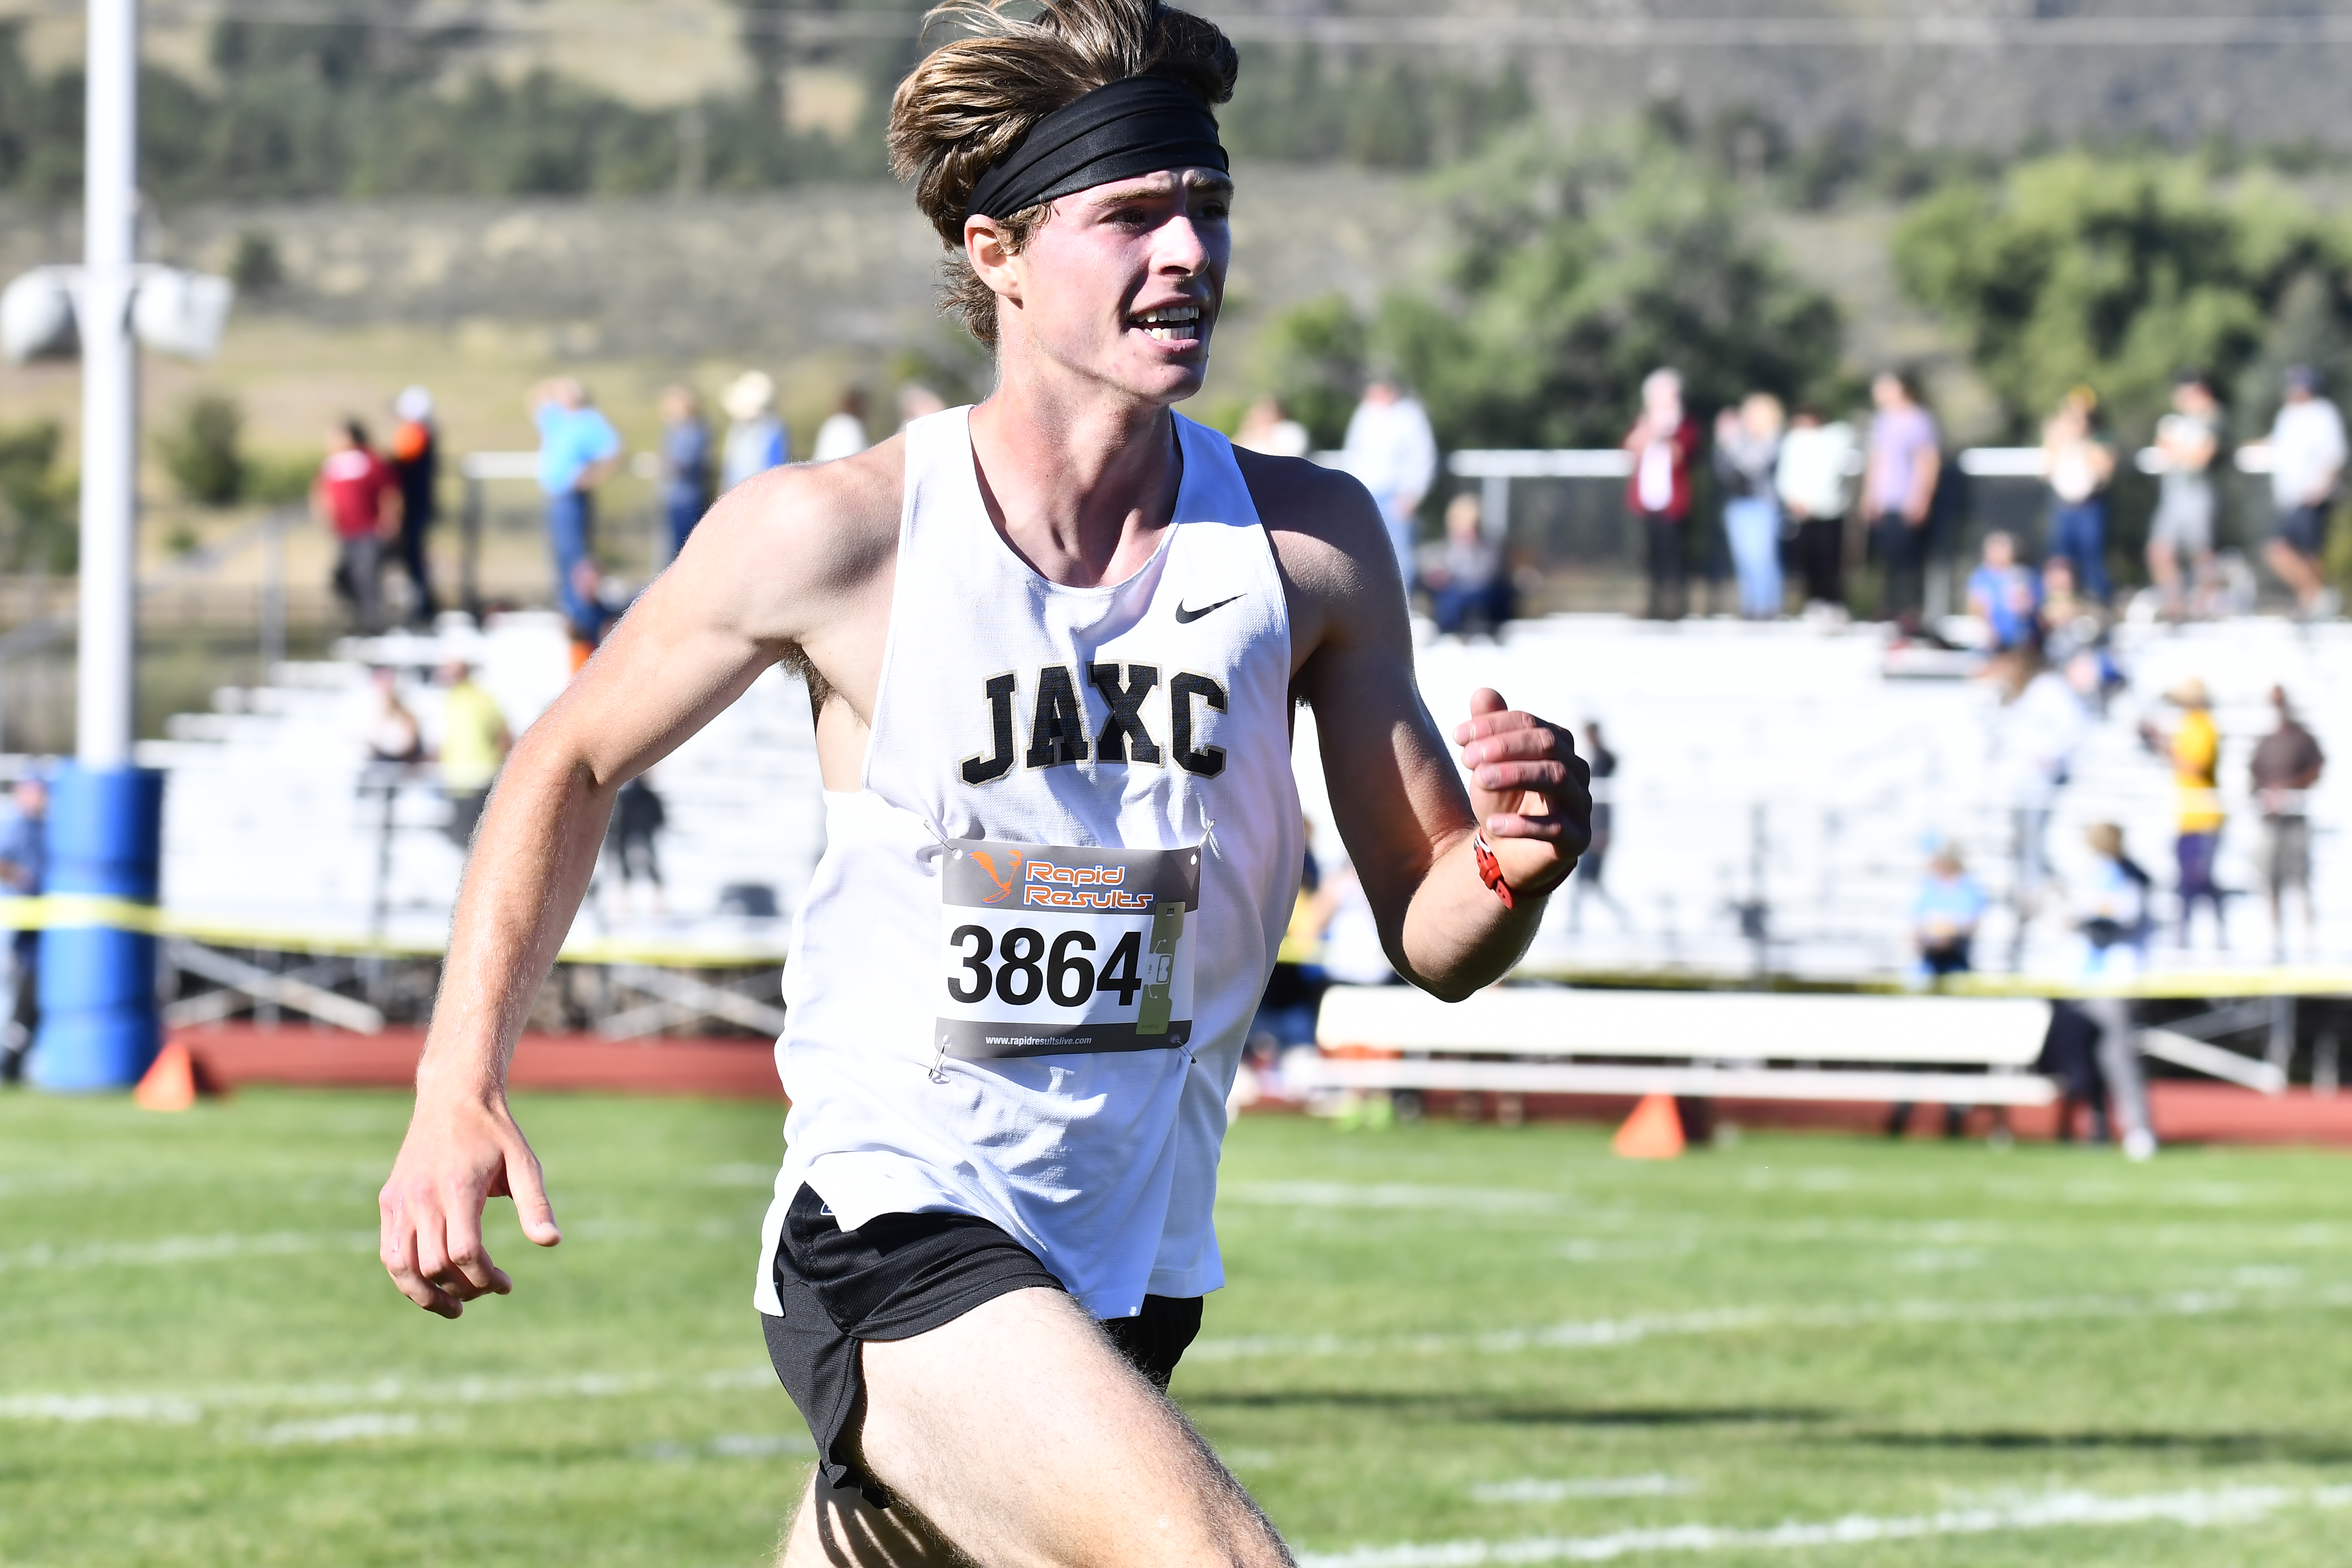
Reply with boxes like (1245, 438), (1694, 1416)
(856, 1286), (1281, 1568)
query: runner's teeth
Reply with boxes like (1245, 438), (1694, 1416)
(1134, 307), (1201, 343)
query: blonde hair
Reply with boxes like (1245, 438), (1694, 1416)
(888, 0), (1238, 346)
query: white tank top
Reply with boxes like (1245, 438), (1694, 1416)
(755, 406), (1302, 1320)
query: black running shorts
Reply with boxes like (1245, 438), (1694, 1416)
(760, 1184), (1203, 1506)
(2275, 501), (2329, 558)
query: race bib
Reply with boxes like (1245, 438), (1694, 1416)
(936, 839), (1200, 1060)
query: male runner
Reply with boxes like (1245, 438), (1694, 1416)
(378, 3), (1591, 1563)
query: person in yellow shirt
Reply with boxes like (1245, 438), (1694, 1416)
(436, 658), (511, 850)
(2139, 676), (2225, 948)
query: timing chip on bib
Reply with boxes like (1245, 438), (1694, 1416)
(938, 839), (1200, 1059)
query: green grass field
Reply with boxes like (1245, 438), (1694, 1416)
(5, 1088), (2352, 1567)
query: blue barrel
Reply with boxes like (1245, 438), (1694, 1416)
(28, 765), (165, 1092)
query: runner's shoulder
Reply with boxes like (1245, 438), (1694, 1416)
(702, 433), (904, 595)
(1231, 446), (1394, 598)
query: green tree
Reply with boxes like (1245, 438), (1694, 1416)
(1261, 123), (1848, 451)
(0, 421), (78, 573)
(157, 395), (247, 509)
(1892, 155), (2352, 439)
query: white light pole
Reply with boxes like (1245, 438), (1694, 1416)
(31, 0), (166, 1095)
(78, 0), (138, 769)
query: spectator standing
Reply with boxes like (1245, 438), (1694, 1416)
(387, 386), (439, 627)
(657, 385), (713, 562)
(1248, 841), (1329, 1070)
(2146, 372), (2221, 620)
(1342, 375), (1438, 587)
(1988, 647), (2091, 956)
(437, 658), (511, 850)
(2250, 684), (2325, 957)
(1714, 392), (1786, 619)
(1861, 371), (1940, 623)
(1965, 530), (2041, 650)
(1775, 407), (1858, 615)
(1233, 395), (1311, 458)
(314, 419), (401, 634)
(811, 389), (871, 463)
(1423, 492), (1511, 637)
(1568, 721), (1628, 933)
(528, 378), (623, 646)
(2139, 676), (2227, 949)
(602, 775), (669, 917)
(2040, 387), (2116, 605)
(2073, 822), (2158, 1160)
(0, 777), (45, 1083)
(2248, 365), (2346, 618)
(721, 370), (790, 493)
(1623, 368), (1700, 621)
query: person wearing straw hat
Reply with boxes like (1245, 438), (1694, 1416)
(2139, 675), (2227, 949)
(721, 369), (790, 494)
(376, 3), (1590, 1560)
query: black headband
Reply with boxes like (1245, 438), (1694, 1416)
(964, 74), (1227, 224)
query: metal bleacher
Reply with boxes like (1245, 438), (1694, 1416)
(141, 610), (824, 965)
(1300, 612), (2352, 985)
(117, 601), (2350, 1039)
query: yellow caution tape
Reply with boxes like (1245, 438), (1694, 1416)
(0, 896), (2334, 995)
(0, 896), (789, 970)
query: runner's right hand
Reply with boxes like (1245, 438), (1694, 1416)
(378, 1089), (561, 1318)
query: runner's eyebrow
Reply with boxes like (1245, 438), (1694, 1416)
(1083, 171), (1234, 209)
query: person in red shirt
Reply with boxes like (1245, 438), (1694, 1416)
(1622, 368), (1702, 620)
(314, 419), (403, 633)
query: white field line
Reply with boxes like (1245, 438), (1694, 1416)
(0, 1218), (742, 1274)
(1222, 1181), (1569, 1215)
(0, 1366), (774, 1425)
(0, 1231), (375, 1272)
(253, 1412), (422, 1446)
(1475, 1478), (1696, 1504)
(1186, 1283), (2352, 1361)
(1298, 1484), (2352, 1567)
(1218, 1184), (2346, 1251)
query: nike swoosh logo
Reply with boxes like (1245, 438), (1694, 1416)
(1173, 595), (1242, 624)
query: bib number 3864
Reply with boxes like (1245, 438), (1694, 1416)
(936, 839), (1199, 1059)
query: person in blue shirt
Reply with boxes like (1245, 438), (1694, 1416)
(528, 378), (624, 642)
(0, 776), (47, 1082)
(720, 370), (790, 495)
(1911, 840), (1987, 977)
(1965, 530), (2041, 650)
(657, 384), (713, 561)
(1889, 839), (1990, 1138)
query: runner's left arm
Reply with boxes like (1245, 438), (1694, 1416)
(1255, 455), (1591, 1001)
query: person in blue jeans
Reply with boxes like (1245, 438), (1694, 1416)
(657, 384), (713, 561)
(528, 378), (624, 641)
(2040, 386), (2115, 604)
(1713, 392), (1786, 618)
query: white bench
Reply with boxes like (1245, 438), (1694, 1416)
(1304, 985), (2058, 1105)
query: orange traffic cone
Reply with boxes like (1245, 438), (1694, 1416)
(134, 1041), (197, 1113)
(1612, 1093), (1685, 1160)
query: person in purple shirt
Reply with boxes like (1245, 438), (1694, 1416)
(1860, 371), (1941, 623)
